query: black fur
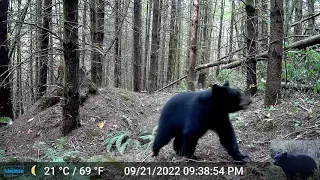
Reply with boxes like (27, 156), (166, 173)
(274, 152), (318, 180)
(152, 81), (252, 163)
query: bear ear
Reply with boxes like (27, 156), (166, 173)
(282, 152), (287, 157)
(211, 84), (221, 93)
(223, 81), (230, 87)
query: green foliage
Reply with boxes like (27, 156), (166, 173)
(217, 69), (233, 83)
(103, 128), (155, 155)
(265, 165), (287, 180)
(33, 138), (79, 162)
(283, 49), (320, 93)
(178, 79), (188, 92)
(0, 117), (13, 125)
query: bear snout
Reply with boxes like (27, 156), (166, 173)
(240, 96), (252, 109)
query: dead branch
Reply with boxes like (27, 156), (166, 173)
(156, 75), (187, 92)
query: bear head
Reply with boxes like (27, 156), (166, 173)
(212, 81), (252, 113)
(274, 152), (287, 166)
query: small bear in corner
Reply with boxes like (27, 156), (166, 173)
(274, 152), (318, 180)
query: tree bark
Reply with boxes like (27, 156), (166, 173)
(216, 0), (225, 76)
(142, 0), (152, 91)
(265, 0), (284, 107)
(15, 0), (24, 117)
(159, 0), (168, 89)
(167, 0), (177, 85)
(245, 0), (257, 96)
(148, 0), (160, 93)
(81, 0), (87, 66)
(61, 0), (80, 135)
(0, 0), (14, 121)
(307, 0), (315, 35)
(38, 0), (53, 98)
(133, 0), (142, 92)
(293, 0), (302, 42)
(198, 0), (211, 88)
(114, 0), (122, 88)
(187, 0), (199, 91)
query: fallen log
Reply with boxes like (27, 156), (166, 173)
(261, 79), (316, 91)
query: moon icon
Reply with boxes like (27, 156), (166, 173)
(31, 165), (36, 176)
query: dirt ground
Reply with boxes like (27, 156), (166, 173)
(1, 86), (320, 178)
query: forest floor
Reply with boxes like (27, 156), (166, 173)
(1, 86), (320, 179)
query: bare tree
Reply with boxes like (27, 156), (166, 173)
(133, 0), (142, 92)
(265, 0), (284, 107)
(61, 0), (80, 135)
(187, 0), (199, 91)
(0, 0), (14, 120)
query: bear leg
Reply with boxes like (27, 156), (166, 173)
(152, 128), (173, 156)
(173, 135), (183, 156)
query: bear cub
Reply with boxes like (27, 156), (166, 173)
(274, 152), (318, 180)
(152, 81), (252, 163)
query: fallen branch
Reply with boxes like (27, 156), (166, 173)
(156, 75), (187, 92)
(287, 34), (320, 49)
(260, 79), (316, 91)
(291, 12), (320, 27)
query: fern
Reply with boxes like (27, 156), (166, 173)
(33, 141), (79, 162)
(103, 129), (156, 154)
(116, 133), (129, 153)
(119, 139), (130, 154)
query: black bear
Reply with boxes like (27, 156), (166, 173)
(152, 81), (252, 163)
(274, 152), (318, 180)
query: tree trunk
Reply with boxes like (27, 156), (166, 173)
(167, 0), (177, 85)
(228, 0), (235, 57)
(133, 0), (142, 92)
(245, 0), (257, 96)
(198, 0), (211, 88)
(35, 0), (42, 100)
(142, 0), (152, 91)
(261, 0), (268, 51)
(148, 0), (160, 93)
(265, 0), (284, 107)
(15, 0), (24, 117)
(81, 0), (87, 66)
(0, 0), (14, 121)
(29, 5), (35, 103)
(38, 0), (53, 98)
(216, 0), (225, 76)
(307, 0), (315, 35)
(159, 0), (168, 89)
(114, 0), (122, 88)
(174, 0), (182, 82)
(61, 0), (80, 135)
(91, 0), (104, 87)
(96, 0), (104, 87)
(187, 0), (199, 91)
(293, 0), (302, 42)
